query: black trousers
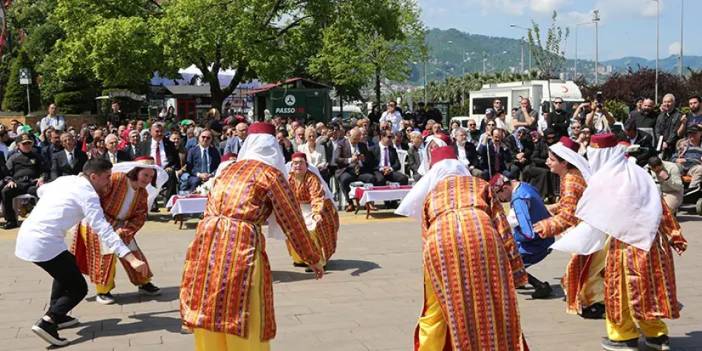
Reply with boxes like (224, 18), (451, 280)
(337, 169), (375, 203)
(34, 251), (88, 321)
(1, 182), (38, 223)
(372, 171), (409, 186)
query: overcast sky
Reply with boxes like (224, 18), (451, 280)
(417, 0), (699, 60)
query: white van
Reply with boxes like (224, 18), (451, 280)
(469, 80), (584, 129)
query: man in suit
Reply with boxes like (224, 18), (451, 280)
(102, 134), (131, 164)
(370, 130), (409, 186)
(180, 129), (221, 192)
(49, 132), (87, 182)
(624, 118), (655, 167)
(334, 127), (376, 212)
(477, 128), (513, 180)
(124, 130), (140, 161)
(138, 122), (181, 207)
(407, 131), (423, 181)
(41, 129), (63, 174)
(452, 127), (481, 177)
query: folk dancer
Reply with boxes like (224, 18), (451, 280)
(15, 159), (148, 346)
(552, 133), (687, 351)
(72, 156), (168, 305)
(532, 137), (607, 319)
(180, 122), (324, 351)
(396, 146), (529, 351)
(492, 173), (554, 299)
(285, 152), (339, 270)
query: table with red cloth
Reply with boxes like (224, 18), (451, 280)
(350, 185), (413, 219)
(166, 194), (208, 229)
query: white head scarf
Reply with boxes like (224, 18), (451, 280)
(237, 133), (287, 178)
(231, 128), (292, 240)
(578, 143), (662, 251)
(395, 159), (471, 219)
(549, 141), (592, 180)
(417, 135), (448, 175)
(111, 160), (169, 208)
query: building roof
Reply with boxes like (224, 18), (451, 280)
(164, 85), (213, 96)
(248, 77), (330, 95)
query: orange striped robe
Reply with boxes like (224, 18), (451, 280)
(180, 160), (321, 341)
(71, 172), (151, 286)
(533, 168), (603, 314)
(288, 172), (339, 260)
(419, 176), (527, 350)
(605, 201), (686, 324)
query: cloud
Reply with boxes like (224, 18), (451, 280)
(565, 10), (594, 24)
(478, 0), (526, 16)
(593, 0), (662, 21)
(529, 0), (568, 14)
(668, 41), (681, 56)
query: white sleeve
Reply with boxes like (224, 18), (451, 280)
(81, 192), (132, 258)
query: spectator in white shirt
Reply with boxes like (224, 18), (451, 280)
(40, 104), (66, 133)
(14, 158), (148, 347)
(379, 100), (403, 133)
(297, 126), (329, 182)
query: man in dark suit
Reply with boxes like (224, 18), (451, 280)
(138, 122), (181, 207)
(180, 129), (221, 192)
(124, 130), (140, 161)
(334, 127), (376, 212)
(370, 130), (409, 186)
(477, 128), (513, 180)
(49, 132), (87, 181)
(41, 129), (63, 174)
(624, 118), (655, 167)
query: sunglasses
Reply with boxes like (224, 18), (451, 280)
(487, 123), (496, 126)
(554, 101), (563, 104)
(200, 135), (211, 139)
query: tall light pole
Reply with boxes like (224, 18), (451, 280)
(592, 10), (600, 85)
(510, 24), (532, 72)
(654, 0), (660, 103)
(679, 0), (684, 77)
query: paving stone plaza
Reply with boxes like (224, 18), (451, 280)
(1, 211), (700, 350)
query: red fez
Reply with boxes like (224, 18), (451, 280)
(489, 173), (507, 187)
(430, 146), (457, 168)
(291, 152), (307, 161)
(590, 133), (618, 149)
(435, 132), (451, 145)
(248, 122), (275, 135)
(221, 153), (237, 161)
(559, 136), (580, 153)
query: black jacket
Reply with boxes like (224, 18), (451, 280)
(452, 142), (479, 168)
(630, 129), (655, 167)
(137, 137), (181, 169)
(370, 144), (401, 172)
(50, 149), (88, 181)
(477, 141), (512, 176)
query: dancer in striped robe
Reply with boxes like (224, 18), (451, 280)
(533, 137), (606, 319)
(72, 157), (166, 304)
(179, 123), (324, 351)
(286, 152), (338, 268)
(396, 146), (528, 351)
(557, 133), (687, 351)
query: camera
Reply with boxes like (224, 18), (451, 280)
(595, 91), (604, 109)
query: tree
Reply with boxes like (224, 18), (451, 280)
(2, 48), (41, 113)
(154, 0), (340, 111)
(527, 11), (569, 108)
(309, 0), (426, 107)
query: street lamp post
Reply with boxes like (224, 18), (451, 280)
(510, 24), (532, 72)
(654, 0), (660, 103)
(679, 0), (684, 78)
(574, 21), (593, 80)
(592, 10), (600, 85)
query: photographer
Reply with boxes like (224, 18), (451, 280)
(585, 94), (614, 134)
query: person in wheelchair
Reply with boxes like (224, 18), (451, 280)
(672, 125), (702, 191)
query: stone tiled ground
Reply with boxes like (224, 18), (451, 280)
(0, 210), (700, 350)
